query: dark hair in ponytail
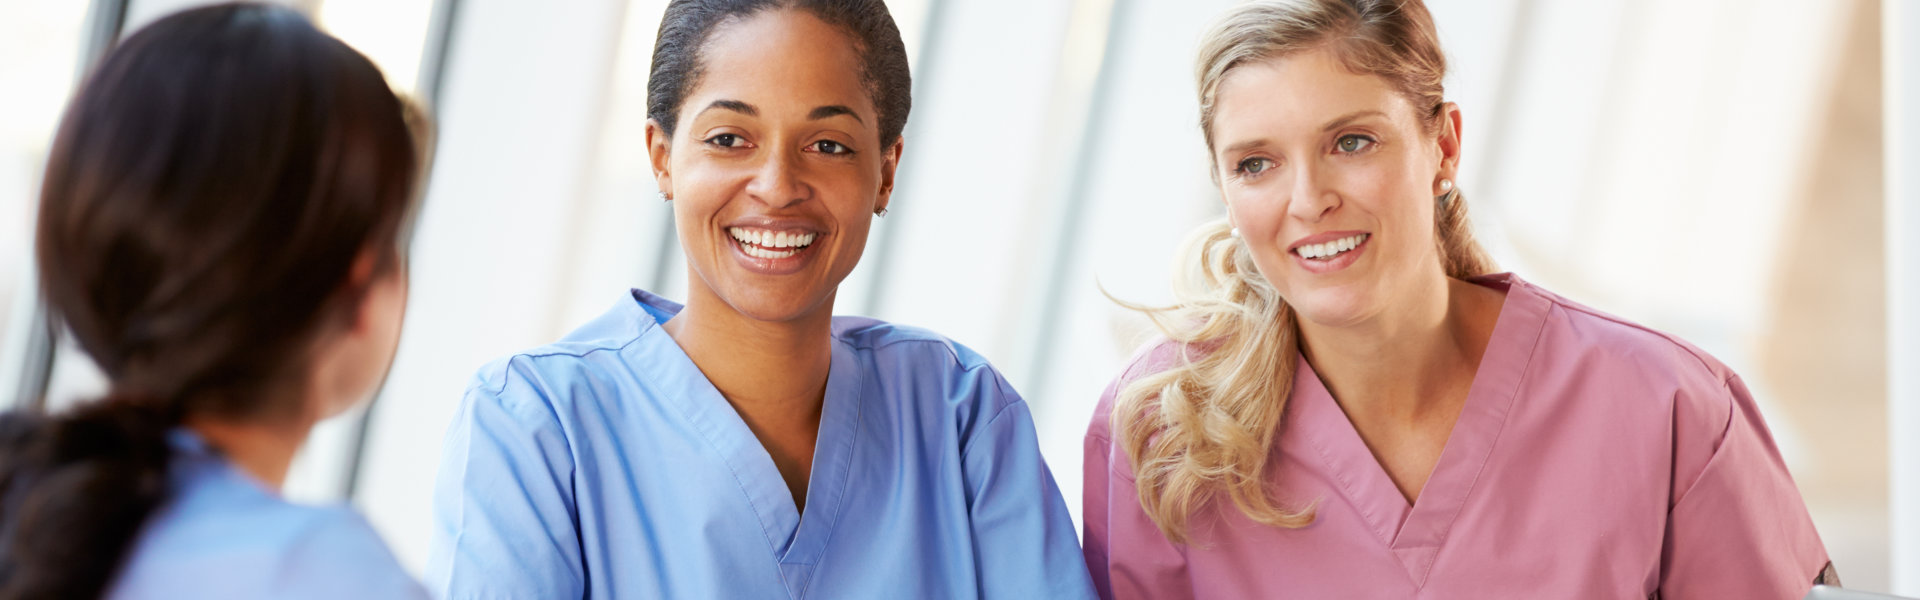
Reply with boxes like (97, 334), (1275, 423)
(0, 3), (423, 598)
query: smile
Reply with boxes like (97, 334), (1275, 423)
(1294, 233), (1368, 260)
(728, 227), (818, 259)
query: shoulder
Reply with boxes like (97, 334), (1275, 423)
(1515, 278), (1740, 425)
(835, 317), (1004, 392)
(834, 316), (994, 371)
(833, 316), (1029, 434)
(1087, 337), (1193, 442)
(461, 297), (658, 426)
(118, 473), (421, 599)
(1526, 281), (1734, 383)
(272, 509), (424, 598)
(471, 299), (651, 396)
(1532, 284), (1730, 377)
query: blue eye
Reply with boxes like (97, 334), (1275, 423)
(1237, 157), (1273, 175)
(704, 134), (745, 148)
(812, 140), (852, 155)
(1336, 135), (1375, 154)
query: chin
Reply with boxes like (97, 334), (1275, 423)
(1285, 284), (1376, 329)
(715, 280), (836, 323)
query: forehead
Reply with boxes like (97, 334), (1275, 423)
(1212, 48), (1414, 141)
(685, 10), (874, 119)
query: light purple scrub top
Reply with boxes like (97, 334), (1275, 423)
(1084, 273), (1829, 599)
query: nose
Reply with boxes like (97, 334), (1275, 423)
(744, 146), (807, 209)
(1286, 162), (1339, 223)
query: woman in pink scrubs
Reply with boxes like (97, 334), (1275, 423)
(1082, 1), (1834, 598)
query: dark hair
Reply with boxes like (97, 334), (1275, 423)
(646, 0), (912, 146)
(0, 3), (423, 598)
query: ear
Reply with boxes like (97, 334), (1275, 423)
(645, 119), (674, 199)
(341, 248), (390, 336)
(1436, 102), (1463, 185)
(874, 136), (905, 214)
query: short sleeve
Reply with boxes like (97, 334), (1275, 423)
(1659, 374), (1829, 598)
(1083, 352), (1193, 600)
(958, 369), (1098, 600)
(426, 367), (586, 599)
(273, 510), (426, 599)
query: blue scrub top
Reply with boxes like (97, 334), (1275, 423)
(428, 290), (1095, 599)
(108, 430), (424, 599)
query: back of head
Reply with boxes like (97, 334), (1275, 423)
(0, 4), (422, 598)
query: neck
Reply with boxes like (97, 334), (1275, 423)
(1298, 274), (1499, 420)
(183, 412), (314, 489)
(664, 285), (835, 415)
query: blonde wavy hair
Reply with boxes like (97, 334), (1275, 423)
(1112, 0), (1496, 544)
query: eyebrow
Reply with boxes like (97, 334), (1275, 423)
(1322, 109), (1388, 132)
(1222, 137), (1271, 157)
(693, 100), (865, 125)
(697, 99), (757, 118)
(808, 105), (863, 123)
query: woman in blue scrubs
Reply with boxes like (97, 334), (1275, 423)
(426, 1), (1094, 598)
(0, 4), (426, 599)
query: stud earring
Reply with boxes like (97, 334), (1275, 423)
(1439, 179), (1453, 194)
(875, 207), (888, 217)
(1230, 227), (1241, 238)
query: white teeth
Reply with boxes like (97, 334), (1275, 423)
(727, 227), (816, 252)
(1296, 233), (1368, 259)
(742, 244), (796, 259)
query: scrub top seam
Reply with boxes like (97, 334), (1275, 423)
(639, 355), (794, 564)
(624, 293), (807, 584)
(1412, 297), (1552, 586)
(791, 368), (864, 599)
(1300, 402), (1392, 556)
(956, 397), (1028, 467)
(1086, 433), (1138, 484)
(491, 359), (590, 589)
(1664, 373), (1742, 509)
(1538, 298), (1725, 380)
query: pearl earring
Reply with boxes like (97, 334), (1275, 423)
(1230, 227), (1241, 238)
(1439, 179), (1453, 193)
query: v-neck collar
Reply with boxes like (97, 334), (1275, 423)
(626, 290), (866, 598)
(1286, 273), (1551, 587)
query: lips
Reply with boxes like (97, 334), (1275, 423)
(1286, 230), (1371, 274)
(720, 217), (825, 276)
(728, 227), (817, 259)
(1293, 232), (1368, 260)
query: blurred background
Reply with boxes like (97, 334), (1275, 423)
(1, 0), (1913, 593)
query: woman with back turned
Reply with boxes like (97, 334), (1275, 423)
(1083, 1), (1833, 598)
(0, 4), (428, 598)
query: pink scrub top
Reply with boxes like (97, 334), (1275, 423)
(1083, 273), (1829, 599)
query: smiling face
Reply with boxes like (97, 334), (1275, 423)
(646, 9), (901, 324)
(1210, 48), (1459, 329)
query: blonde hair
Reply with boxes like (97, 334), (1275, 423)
(1112, 0), (1496, 544)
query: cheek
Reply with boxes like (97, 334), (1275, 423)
(1225, 189), (1291, 259)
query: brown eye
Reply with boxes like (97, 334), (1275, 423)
(704, 134), (744, 148)
(812, 140), (851, 155)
